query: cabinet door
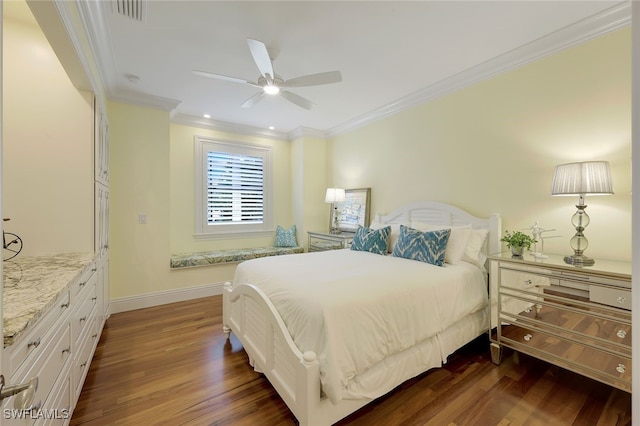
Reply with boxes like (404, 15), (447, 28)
(94, 99), (109, 186)
(94, 183), (109, 258)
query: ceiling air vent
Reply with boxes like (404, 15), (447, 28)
(112, 0), (146, 22)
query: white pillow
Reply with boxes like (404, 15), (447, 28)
(411, 222), (472, 265)
(369, 221), (403, 253)
(462, 228), (489, 268)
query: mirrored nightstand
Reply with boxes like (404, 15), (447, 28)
(307, 231), (354, 252)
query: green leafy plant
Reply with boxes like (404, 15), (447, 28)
(500, 230), (537, 250)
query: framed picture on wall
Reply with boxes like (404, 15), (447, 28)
(331, 188), (371, 232)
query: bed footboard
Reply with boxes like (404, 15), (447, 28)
(222, 282), (370, 426)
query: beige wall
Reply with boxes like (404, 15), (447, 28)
(109, 106), (297, 300)
(2, 2), (93, 257)
(291, 135), (328, 244)
(110, 27), (632, 302)
(169, 124), (294, 254)
(329, 28), (632, 261)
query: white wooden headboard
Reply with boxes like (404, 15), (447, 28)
(373, 201), (502, 256)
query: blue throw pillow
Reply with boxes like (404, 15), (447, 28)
(392, 225), (450, 266)
(274, 225), (298, 247)
(350, 225), (391, 255)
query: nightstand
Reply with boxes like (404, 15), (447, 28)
(307, 231), (354, 252)
(489, 252), (632, 392)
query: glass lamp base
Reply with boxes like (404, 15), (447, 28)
(563, 254), (595, 266)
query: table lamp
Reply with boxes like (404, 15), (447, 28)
(550, 161), (613, 266)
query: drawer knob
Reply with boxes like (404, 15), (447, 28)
(617, 329), (627, 339)
(524, 334), (532, 342)
(27, 338), (41, 349)
(79, 316), (87, 323)
(79, 281), (86, 287)
(60, 302), (69, 309)
(617, 296), (627, 305)
(62, 348), (70, 355)
(524, 279), (533, 286)
(616, 364), (626, 374)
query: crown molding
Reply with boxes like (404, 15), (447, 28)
(326, 1), (631, 138)
(288, 127), (327, 140)
(58, 0), (630, 140)
(172, 114), (290, 141)
(110, 87), (182, 112)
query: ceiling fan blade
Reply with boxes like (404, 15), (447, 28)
(192, 70), (259, 87)
(241, 91), (265, 108)
(283, 71), (342, 87)
(247, 39), (275, 81)
(280, 90), (314, 110)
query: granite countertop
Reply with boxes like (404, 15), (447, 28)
(3, 252), (94, 348)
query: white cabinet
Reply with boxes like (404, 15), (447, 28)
(93, 96), (110, 325)
(489, 252), (632, 393)
(94, 183), (109, 261)
(2, 260), (103, 424)
(94, 99), (109, 186)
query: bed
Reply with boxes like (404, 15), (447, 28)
(222, 201), (501, 425)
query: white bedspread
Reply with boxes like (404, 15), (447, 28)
(233, 249), (488, 404)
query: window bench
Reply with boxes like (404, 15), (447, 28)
(170, 246), (304, 269)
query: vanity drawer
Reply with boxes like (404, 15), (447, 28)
(74, 318), (97, 397)
(6, 321), (71, 418)
(590, 286), (632, 310)
(500, 322), (631, 392)
(35, 370), (71, 425)
(69, 261), (96, 301)
(71, 275), (97, 344)
(7, 290), (70, 376)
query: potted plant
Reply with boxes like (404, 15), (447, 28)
(500, 230), (537, 257)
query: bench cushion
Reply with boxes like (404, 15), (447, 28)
(170, 246), (303, 269)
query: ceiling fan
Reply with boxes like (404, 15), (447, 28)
(193, 38), (342, 110)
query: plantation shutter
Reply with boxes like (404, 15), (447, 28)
(207, 151), (264, 225)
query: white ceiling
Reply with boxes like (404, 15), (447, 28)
(56, 1), (633, 134)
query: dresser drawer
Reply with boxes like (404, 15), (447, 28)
(500, 322), (631, 392)
(498, 297), (631, 353)
(499, 268), (554, 290)
(590, 286), (632, 310)
(7, 290), (70, 376)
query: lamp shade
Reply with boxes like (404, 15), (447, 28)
(550, 161), (613, 196)
(325, 188), (346, 203)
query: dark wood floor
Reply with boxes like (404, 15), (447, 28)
(71, 296), (631, 425)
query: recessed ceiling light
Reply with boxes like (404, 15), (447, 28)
(203, 114), (211, 119)
(268, 126), (275, 130)
(124, 73), (140, 83)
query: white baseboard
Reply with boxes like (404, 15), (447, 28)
(110, 282), (226, 314)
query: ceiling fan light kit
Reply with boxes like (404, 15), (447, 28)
(194, 38), (342, 110)
(259, 76), (282, 95)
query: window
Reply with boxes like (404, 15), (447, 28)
(195, 137), (273, 238)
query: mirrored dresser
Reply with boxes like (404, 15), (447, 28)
(489, 252), (631, 393)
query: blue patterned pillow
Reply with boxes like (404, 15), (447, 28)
(350, 225), (391, 255)
(392, 225), (450, 266)
(274, 225), (298, 247)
